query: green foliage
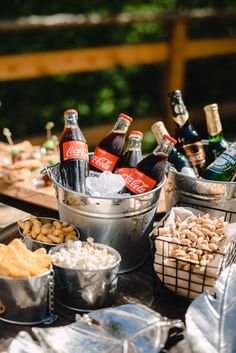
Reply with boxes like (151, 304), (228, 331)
(0, 1), (236, 141)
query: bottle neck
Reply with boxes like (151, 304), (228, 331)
(152, 137), (174, 157)
(112, 117), (131, 134)
(204, 104), (223, 137)
(168, 90), (189, 127)
(126, 135), (142, 151)
(64, 115), (78, 127)
(151, 121), (169, 144)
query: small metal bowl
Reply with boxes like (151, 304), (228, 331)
(50, 241), (121, 312)
(18, 216), (80, 253)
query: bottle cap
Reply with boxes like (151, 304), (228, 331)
(128, 130), (143, 138)
(168, 89), (182, 98)
(119, 113), (133, 123)
(64, 109), (78, 116)
(163, 134), (177, 144)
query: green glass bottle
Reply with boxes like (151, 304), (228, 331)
(204, 103), (229, 166)
(202, 142), (236, 181)
(168, 90), (206, 177)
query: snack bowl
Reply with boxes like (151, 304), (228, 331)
(0, 239), (52, 325)
(18, 216), (80, 253)
(0, 270), (51, 325)
(50, 240), (121, 312)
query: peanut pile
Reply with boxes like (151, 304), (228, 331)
(154, 212), (227, 269)
(18, 216), (78, 244)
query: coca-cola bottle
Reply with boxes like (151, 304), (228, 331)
(115, 130), (143, 182)
(121, 135), (176, 195)
(89, 113), (133, 173)
(59, 109), (89, 193)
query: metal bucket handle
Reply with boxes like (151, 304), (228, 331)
(43, 269), (58, 325)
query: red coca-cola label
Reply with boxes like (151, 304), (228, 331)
(116, 167), (134, 182)
(125, 169), (156, 194)
(90, 147), (119, 172)
(62, 141), (89, 162)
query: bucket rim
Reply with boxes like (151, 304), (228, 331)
(46, 163), (166, 200)
(0, 269), (51, 281)
(50, 241), (121, 272)
(169, 167), (236, 185)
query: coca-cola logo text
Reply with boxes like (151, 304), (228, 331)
(66, 146), (88, 159)
(92, 156), (113, 170)
(126, 175), (150, 194)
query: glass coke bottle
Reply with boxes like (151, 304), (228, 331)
(121, 135), (176, 195)
(151, 121), (196, 177)
(204, 103), (229, 166)
(89, 113), (133, 173)
(168, 90), (206, 177)
(115, 130), (143, 182)
(59, 109), (89, 193)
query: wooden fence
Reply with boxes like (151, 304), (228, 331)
(0, 10), (236, 140)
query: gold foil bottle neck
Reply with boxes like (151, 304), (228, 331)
(204, 103), (222, 136)
(151, 121), (170, 144)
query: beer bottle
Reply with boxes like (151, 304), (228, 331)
(168, 90), (206, 177)
(115, 130), (143, 182)
(59, 109), (89, 193)
(201, 142), (236, 182)
(89, 113), (133, 173)
(151, 121), (196, 177)
(121, 135), (176, 195)
(203, 103), (229, 166)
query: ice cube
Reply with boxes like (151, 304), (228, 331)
(86, 171), (125, 197)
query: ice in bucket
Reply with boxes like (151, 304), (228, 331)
(86, 171), (126, 197)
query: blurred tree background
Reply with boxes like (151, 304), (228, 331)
(0, 0), (235, 148)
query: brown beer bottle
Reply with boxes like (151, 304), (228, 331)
(59, 109), (89, 193)
(168, 90), (206, 177)
(89, 113), (133, 173)
(121, 135), (176, 195)
(115, 130), (143, 182)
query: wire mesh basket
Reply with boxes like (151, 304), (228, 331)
(150, 201), (236, 300)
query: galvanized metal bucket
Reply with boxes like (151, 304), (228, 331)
(0, 270), (51, 325)
(165, 167), (236, 220)
(45, 164), (165, 273)
(50, 242), (121, 312)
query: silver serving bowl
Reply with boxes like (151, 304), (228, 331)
(0, 270), (51, 325)
(50, 241), (121, 312)
(18, 216), (80, 252)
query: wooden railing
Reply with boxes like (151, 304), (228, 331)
(1, 10), (236, 139)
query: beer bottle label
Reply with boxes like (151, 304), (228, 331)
(125, 169), (156, 194)
(207, 146), (236, 174)
(116, 167), (134, 182)
(184, 142), (206, 166)
(62, 141), (89, 162)
(90, 146), (119, 172)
